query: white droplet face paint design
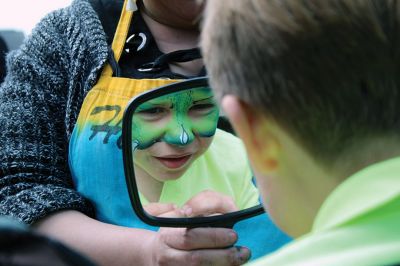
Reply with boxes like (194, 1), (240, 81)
(180, 125), (189, 145)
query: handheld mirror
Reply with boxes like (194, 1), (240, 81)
(122, 77), (264, 228)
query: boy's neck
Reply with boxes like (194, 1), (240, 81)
(331, 137), (400, 181)
(282, 137), (400, 237)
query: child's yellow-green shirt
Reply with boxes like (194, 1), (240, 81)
(140, 128), (260, 210)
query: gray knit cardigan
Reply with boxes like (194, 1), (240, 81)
(0, 0), (109, 224)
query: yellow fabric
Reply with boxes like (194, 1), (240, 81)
(74, 78), (178, 136)
(247, 157), (400, 266)
(140, 129), (260, 210)
(101, 0), (133, 77)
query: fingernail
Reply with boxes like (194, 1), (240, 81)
(229, 231), (237, 242)
(236, 246), (251, 263)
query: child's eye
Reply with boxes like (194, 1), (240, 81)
(136, 107), (168, 121)
(138, 107), (165, 115)
(191, 103), (215, 111)
(189, 103), (216, 116)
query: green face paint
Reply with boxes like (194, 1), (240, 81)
(132, 87), (219, 150)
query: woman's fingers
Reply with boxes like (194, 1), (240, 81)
(155, 227), (251, 265)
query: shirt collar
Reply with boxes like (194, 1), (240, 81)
(313, 156), (400, 232)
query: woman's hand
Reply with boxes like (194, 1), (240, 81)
(34, 210), (251, 265)
(142, 201), (250, 265)
(149, 226), (251, 266)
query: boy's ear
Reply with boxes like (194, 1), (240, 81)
(221, 95), (280, 173)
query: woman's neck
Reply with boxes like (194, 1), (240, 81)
(141, 10), (204, 76)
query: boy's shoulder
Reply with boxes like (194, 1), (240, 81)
(248, 156), (400, 266)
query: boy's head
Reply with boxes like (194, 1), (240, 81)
(201, 0), (400, 236)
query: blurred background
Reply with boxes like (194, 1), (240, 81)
(0, 0), (72, 50)
(0, 0), (72, 82)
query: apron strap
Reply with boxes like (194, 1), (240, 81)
(101, 0), (135, 77)
(137, 48), (202, 73)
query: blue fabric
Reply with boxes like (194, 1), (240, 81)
(235, 213), (291, 260)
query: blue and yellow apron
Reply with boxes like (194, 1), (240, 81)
(68, 0), (179, 228)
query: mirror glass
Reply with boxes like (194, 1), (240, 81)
(124, 78), (263, 227)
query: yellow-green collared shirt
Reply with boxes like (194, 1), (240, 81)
(248, 157), (400, 266)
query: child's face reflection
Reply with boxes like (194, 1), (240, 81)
(132, 88), (219, 181)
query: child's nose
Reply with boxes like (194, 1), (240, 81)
(163, 123), (195, 146)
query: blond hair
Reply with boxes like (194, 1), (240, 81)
(202, 0), (400, 165)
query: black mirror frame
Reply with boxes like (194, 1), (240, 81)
(122, 77), (265, 228)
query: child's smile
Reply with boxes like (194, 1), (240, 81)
(153, 154), (193, 169)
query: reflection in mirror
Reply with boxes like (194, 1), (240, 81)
(129, 85), (261, 220)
